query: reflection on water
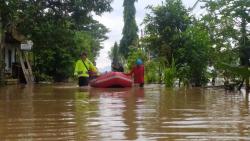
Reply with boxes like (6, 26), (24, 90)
(0, 85), (249, 140)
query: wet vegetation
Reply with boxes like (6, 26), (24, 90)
(0, 0), (249, 91)
(0, 0), (112, 82)
(112, 0), (249, 90)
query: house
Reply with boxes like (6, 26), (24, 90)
(4, 32), (19, 76)
(3, 26), (33, 84)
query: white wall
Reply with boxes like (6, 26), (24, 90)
(4, 44), (16, 72)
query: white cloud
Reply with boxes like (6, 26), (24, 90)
(95, 0), (203, 72)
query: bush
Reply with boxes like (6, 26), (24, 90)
(34, 72), (53, 82)
(164, 61), (176, 88)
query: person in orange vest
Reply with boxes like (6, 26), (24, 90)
(126, 58), (145, 87)
(74, 52), (97, 87)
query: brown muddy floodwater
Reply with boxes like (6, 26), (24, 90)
(0, 84), (249, 141)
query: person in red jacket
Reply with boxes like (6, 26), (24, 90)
(126, 58), (145, 87)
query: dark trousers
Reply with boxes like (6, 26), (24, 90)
(78, 76), (89, 86)
(139, 83), (144, 88)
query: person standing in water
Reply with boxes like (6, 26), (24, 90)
(126, 58), (145, 87)
(74, 52), (97, 87)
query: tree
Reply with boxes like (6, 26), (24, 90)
(143, 0), (190, 66)
(0, 0), (113, 82)
(0, 0), (21, 85)
(109, 42), (120, 64)
(177, 22), (211, 86)
(142, 0), (214, 86)
(0, 18), (3, 85)
(119, 0), (138, 58)
(202, 0), (250, 89)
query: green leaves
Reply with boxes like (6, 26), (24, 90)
(178, 23), (211, 86)
(143, 0), (190, 64)
(0, 0), (112, 82)
(109, 42), (121, 64)
(218, 63), (250, 78)
(164, 58), (176, 88)
(126, 48), (147, 70)
(119, 0), (138, 58)
(202, 0), (249, 85)
(142, 0), (213, 86)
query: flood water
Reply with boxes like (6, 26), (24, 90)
(0, 84), (249, 141)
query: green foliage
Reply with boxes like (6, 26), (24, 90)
(145, 61), (160, 83)
(142, 0), (210, 87)
(218, 63), (250, 78)
(142, 0), (191, 86)
(109, 42), (121, 64)
(141, 0), (249, 87)
(145, 61), (161, 83)
(73, 31), (100, 61)
(32, 24), (76, 82)
(33, 72), (52, 82)
(119, 0), (138, 58)
(145, 57), (166, 83)
(126, 47), (147, 71)
(32, 23), (99, 81)
(177, 23), (211, 86)
(202, 0), (249, 78)
(164, 59), (176, 87)
(0, 0), (112, 82)
(164, 68), (175, 87)
(176, 63), (191, 86)
(143, 0), (190, 65)
(79, 20), (109, 59)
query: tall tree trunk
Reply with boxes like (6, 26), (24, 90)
(0, 21), (5, 85)
(246, 77), (249, 94)
(240, 15), (249, 93)
(0, 49), (4, 85)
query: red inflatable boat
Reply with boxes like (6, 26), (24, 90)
(90, 72), (132, 88)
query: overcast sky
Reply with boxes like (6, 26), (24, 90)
(94, 0), (203, 72)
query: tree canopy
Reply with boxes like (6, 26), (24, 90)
(0, 0), (113, 82)
(140, 0), (212, 86)
(143, 0), (190, 65)
(119, 0), (138, 59)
